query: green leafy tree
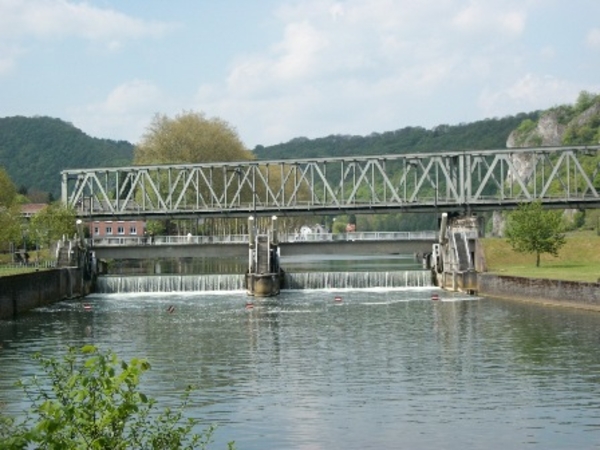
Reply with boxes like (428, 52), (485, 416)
(134, 111), (252, 165)
(505, 201), (566, 267)
(0, 168), (21, 251)
(0, 345), (232, 449)
(30, 204), (77, 249)
(134, 111), (256, 234)
(0, 166), (17, 208)
(145, 219), (166, 236)
(0, 204), (22, 249)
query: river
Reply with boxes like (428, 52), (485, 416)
(1, 277), (600, 448)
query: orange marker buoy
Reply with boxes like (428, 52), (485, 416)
(431, 293), (440, 301)
(83, 303), (92, 310)
(334, 295), (343, 303)
(245, 302), (254, 310)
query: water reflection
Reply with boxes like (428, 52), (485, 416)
(1, 292), (600, 449)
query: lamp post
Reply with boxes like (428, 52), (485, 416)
(76, 219), (85, 248)
(20, 225), (29, 265)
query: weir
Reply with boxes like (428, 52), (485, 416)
(95, 270), (433, 294)
(245, 216), (284, 297)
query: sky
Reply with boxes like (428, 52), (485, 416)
(1, 0), (599, 149)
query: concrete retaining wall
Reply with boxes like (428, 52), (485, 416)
(478, 273), (600, 310)
(0, 268), (83, 320)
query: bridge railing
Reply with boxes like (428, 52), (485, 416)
(278, 231), (440, 242)
(88, 234), (250, 246)
(87, 231), (441, 247)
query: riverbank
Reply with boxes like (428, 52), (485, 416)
(478, 273), (600, 311)
(480, 232), (600, 283)
(0, 268), (83, 320)
(478, 233), (600, 310)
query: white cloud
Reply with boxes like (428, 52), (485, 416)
(586, 28), (600, 49)
(0, 44), (22, 75)
(71, 80), (171, 143)
(540, 46), (556, 60)
(272, 21), (329, 80)
(9, 0), (592, 149)
(0, 0), (171, 41)
(0, 0), (173, 82)
(452, 3), (526, 36)
(193, 0), (538, 146)
(478, 74), (596, 117)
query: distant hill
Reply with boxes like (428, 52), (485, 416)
(0, 116), (134, 199)
(0, 111), (544, 203)
(252, 113), (541, 160)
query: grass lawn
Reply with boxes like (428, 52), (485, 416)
(0, 249), (54, 277)
(0, 267), (48, 277)
(481, 231), (600, 283)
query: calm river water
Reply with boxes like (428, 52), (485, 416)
(1, 288), (600, 449)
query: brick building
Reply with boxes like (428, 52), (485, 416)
(89, 220), (146, 238)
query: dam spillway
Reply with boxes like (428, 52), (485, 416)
(95, 270), (433, 294)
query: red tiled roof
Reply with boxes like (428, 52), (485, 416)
(20, 203), (47, 217)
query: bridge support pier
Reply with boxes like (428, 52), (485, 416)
(431, 212), (480, 294)
(245, 216), (284, 297)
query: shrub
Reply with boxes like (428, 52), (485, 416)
(0, 345), (234, 449)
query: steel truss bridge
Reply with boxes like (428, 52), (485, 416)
(62, 146), (600, 220)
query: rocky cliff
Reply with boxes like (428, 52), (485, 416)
(491, 92), (600, 236)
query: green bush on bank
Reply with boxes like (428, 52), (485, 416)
(0, 345), (235, 450)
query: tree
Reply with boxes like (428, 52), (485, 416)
(0, 166), (17, 208)
(134, 111), (252, 165)
(30, 204), (77, 249)
(0, 168), (21, 251)
(505, 201), (566, 267)
(134, 111), (258, 234)
(0, 345), (232, 449)
(0, 204), (22, 250)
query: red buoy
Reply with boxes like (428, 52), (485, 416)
(334, 295), (343, 303)
(245, 302), (254, 310)
(431, 293), (440, 301)
(83, 303), (92, 310)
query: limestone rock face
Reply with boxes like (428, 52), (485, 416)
(505, 111), (565, 187)
(506, 111), (565, 149)
(493, 102), (598, 236)
(571, 102), (600, 130)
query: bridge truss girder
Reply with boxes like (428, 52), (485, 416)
(61, 146), (600, 220)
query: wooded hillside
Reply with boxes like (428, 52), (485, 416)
(0, 116), (134, 199)
(252, 112), (540, 160)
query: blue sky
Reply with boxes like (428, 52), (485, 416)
(1, 0), (599, 149)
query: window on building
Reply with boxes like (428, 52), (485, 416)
(117, 226), (125, 235)
(130, 226), (137, 235)
(106, 226), (113, 235)
(94, 227), (99, 235)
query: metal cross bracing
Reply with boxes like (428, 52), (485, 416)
(62, 145), (600, 220)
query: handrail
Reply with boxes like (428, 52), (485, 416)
(87, 231), (449, 247)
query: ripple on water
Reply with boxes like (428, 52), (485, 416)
(2, 290), (600, 449)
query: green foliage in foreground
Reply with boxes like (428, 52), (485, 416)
(505, 201), (566, 267)
(0, 345), (234, 450)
